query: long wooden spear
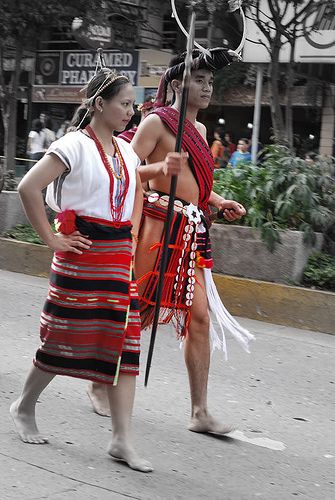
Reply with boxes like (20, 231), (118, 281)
(144, 8), (196, 387)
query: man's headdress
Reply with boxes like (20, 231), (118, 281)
(137, 97), (155, 113)
(155, 47), (238, 108)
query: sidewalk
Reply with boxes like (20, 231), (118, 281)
(1, 270), (334, 500)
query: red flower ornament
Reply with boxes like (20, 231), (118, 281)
(54, 210), (77, 235)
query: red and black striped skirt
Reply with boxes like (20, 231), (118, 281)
(34, 216), (140, 385)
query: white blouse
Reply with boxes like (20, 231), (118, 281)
(28, 130), (46, 154)
(46, 131), (140, 222)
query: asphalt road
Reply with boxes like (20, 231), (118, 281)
(0, 270), (334, 500)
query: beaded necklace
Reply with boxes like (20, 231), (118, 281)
(85, 125), (130, 223)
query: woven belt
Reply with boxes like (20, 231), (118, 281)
(146, 191), (203, 223)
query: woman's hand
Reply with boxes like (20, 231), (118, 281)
(47, 231), (92, 254)
(162, 151), (189, 176)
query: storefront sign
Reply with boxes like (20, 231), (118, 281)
(34, 52), (61, 85)
(34, 50), (139, 86)
(72, 17), (114, 49)
(61, 51), (138, 85)
(32, 86), (83, 103)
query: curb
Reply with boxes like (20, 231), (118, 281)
(0, 237), (334, 335)
(214, 274), (335, 335)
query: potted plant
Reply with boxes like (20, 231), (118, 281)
(211, 145), (335, 283)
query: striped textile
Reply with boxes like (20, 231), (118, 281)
(117, 127), (137, 144)
(138, 193), (213, 339)
(34, 216), (140, 385)
(152, 107), (214, 219)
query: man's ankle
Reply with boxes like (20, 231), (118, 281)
(191, 407), (208, 419)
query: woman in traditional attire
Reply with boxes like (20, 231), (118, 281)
(10, 68), (158, 472)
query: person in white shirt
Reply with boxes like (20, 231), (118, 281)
(10, 68), (186, 473)
(27, 119), (46, 162)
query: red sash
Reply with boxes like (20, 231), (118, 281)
(152, 107), (214, 216)
(118, 127), (137, 144)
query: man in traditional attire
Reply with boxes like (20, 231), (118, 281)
(131, 49), (254, 433)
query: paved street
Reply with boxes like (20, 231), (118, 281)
(0, 269), (334, 500)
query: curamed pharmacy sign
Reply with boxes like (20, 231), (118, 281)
(34, 50), (139, 87)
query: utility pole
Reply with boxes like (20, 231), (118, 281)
(251, 64), (264, 164)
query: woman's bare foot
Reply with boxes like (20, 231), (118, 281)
(10, 400), (48, 444)
(108, 440), (153, 473)
(188, 410), (236, 435)
(87, 382), (111, 417)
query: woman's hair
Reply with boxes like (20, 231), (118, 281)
(68, 105), (90, 131)
(214, 127), (225, 141)
(31, 119), (43, 133)
(70, 69), (129, 129)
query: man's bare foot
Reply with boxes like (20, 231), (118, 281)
(108, 440), (153, 473)
(188, 411), (236, 435)
(10, 400), (48, 444)
(87, 382), (111, 417)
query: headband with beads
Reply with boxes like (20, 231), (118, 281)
(76, 49), (129, 129)
(81, 71), (128, 109)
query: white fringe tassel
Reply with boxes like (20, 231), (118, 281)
(204, 268), (255, 359)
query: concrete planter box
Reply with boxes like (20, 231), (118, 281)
(0, 236), (334, 334)
(210, 224), (323, 284)
(0, 237), (52, 277)
(0, 190), (28, 234)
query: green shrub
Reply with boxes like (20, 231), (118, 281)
(303, 252), (335, 291)
(213, 145), (335, 251)
(5, 224), (44, 245)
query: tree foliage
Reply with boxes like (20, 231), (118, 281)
(246, 0), (334, 145)
(0, 0), (103, 182)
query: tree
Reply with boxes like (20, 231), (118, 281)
(0, 0), (103, 178)
(246, 0), (334, 145)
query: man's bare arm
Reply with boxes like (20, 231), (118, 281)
(131, 113), (185, 183)
(131, 114), (165, 182)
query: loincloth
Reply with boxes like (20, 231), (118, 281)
(138, 191), (212, 338)
(138, 192), (255, 356)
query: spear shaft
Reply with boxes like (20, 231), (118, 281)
(144, 10), (196, 387)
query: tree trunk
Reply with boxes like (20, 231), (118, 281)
(269, 39), (287, 144)
(4, 41), (22, 172)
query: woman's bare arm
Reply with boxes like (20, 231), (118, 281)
(18, 154), (91, 253)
